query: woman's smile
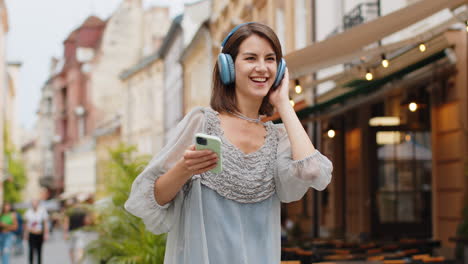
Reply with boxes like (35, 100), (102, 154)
(249, 76), (269, 87)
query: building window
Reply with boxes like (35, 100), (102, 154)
(275, 7), (286, 51)
(373, 129), (432, 236)
(61, 87), (67, 109)
(78, 117), (86, 139)
(62, 118), (68, 141)
(46, 97), (52, 113)
(294, 0), (307, 49)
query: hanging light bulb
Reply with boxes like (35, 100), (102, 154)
(381, 54), (389, 68)
(419, 43), (427, 52)
(294, 80), (302, 94)
(290, 99), (295, 107)
(405, 134), (411, 142)
(409, 102), (418, 112)
(365, 69), (373, 81)
(327, 129), (336, 139)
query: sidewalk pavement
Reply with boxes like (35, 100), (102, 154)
(11, 230), (70, 264)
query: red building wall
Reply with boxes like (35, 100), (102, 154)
(51, 16), (105, 195)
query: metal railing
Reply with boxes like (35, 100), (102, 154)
(344, 2), (379, 30)
(327, 1), (380, 38)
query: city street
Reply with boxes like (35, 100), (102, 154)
(12, 230), (70, 264)
(2, 0), (468, 262)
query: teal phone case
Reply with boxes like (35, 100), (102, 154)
(194, 133), (223, 174)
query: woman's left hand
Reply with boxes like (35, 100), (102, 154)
(269, 67), (291, 109)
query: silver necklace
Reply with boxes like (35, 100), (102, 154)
(229, 111), (263, 123)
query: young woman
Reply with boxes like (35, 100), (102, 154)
(0, 202), (18, 264)
(125, 22), (333, 263)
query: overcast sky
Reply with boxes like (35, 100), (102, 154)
(6, 0), (187, 131)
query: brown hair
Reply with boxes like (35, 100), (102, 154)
(210, 23), (283, 116)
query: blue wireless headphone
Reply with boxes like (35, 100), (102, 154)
(217, 22), (286, 88)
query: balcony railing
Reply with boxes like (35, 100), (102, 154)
(344, 2), (379, 30)
(327, 1), (380, 38)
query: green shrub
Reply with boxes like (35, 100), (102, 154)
(86, 143), (166, 264)
(3, 124), (27, 204)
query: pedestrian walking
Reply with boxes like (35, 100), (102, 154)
(125, 22), (333, 263)
(11, 207), (24, 255)
(62, 200), (89, 264)
(24, 199), (49, 264)
(0, 202), (18, 264)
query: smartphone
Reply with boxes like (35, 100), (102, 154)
(194, 133), (223, 174)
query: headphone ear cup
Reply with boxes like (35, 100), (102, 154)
(273, 58), (286, 88)
(217, 53), (235, 85)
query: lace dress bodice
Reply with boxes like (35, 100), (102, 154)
(198, 108), (278, 203)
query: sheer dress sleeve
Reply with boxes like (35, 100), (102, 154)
(125, 107), (205, 234)
(274, 124), (333, 203)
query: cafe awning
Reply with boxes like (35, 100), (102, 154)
(293, 49), (449, 121)
(285, 0), (468, 79)
(267, 0), (468, 124)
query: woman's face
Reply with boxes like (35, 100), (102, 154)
(3, 203), (11, 212)
(234, 34), (277, 101)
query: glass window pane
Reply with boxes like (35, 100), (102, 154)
(377, 192), (396, 223)
(378, 161), (396, 191)
(397, 193), (417, 222)
(398, 163), (414, 191)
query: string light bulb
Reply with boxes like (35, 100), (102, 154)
(419, 43), (426, 52)
(365, 69), (373, 81)
(327, 129), (336, 139)
(405, 134), (411, 142)
(294, 80), (302, 94)
(290, 100), (295, 107)
(381, 54), (389, 68)
(409, 102), (418, 112)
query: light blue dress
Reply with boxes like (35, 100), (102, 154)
(125, 107), (333, 264)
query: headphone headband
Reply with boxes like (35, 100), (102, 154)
(220, 22), (253, 49)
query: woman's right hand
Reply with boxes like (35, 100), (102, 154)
(154, 145), (219, 206)
(179, 145), (218, 176)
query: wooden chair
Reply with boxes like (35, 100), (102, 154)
(367, 255), (385, 261)
(296, 249), (314, 264)
(412, 254), (431, 261)
(323, 254), (354, 261)
(422, 256), (446, 263)
(382, 244), (399, 251)
(360, 242), (377, 249)
(330, 249), (351, 255)
(403, 248), (419, 255)
(367, 248), (383, 255)
(383, 260), (406, 264)
(281, 247), (300, 260)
